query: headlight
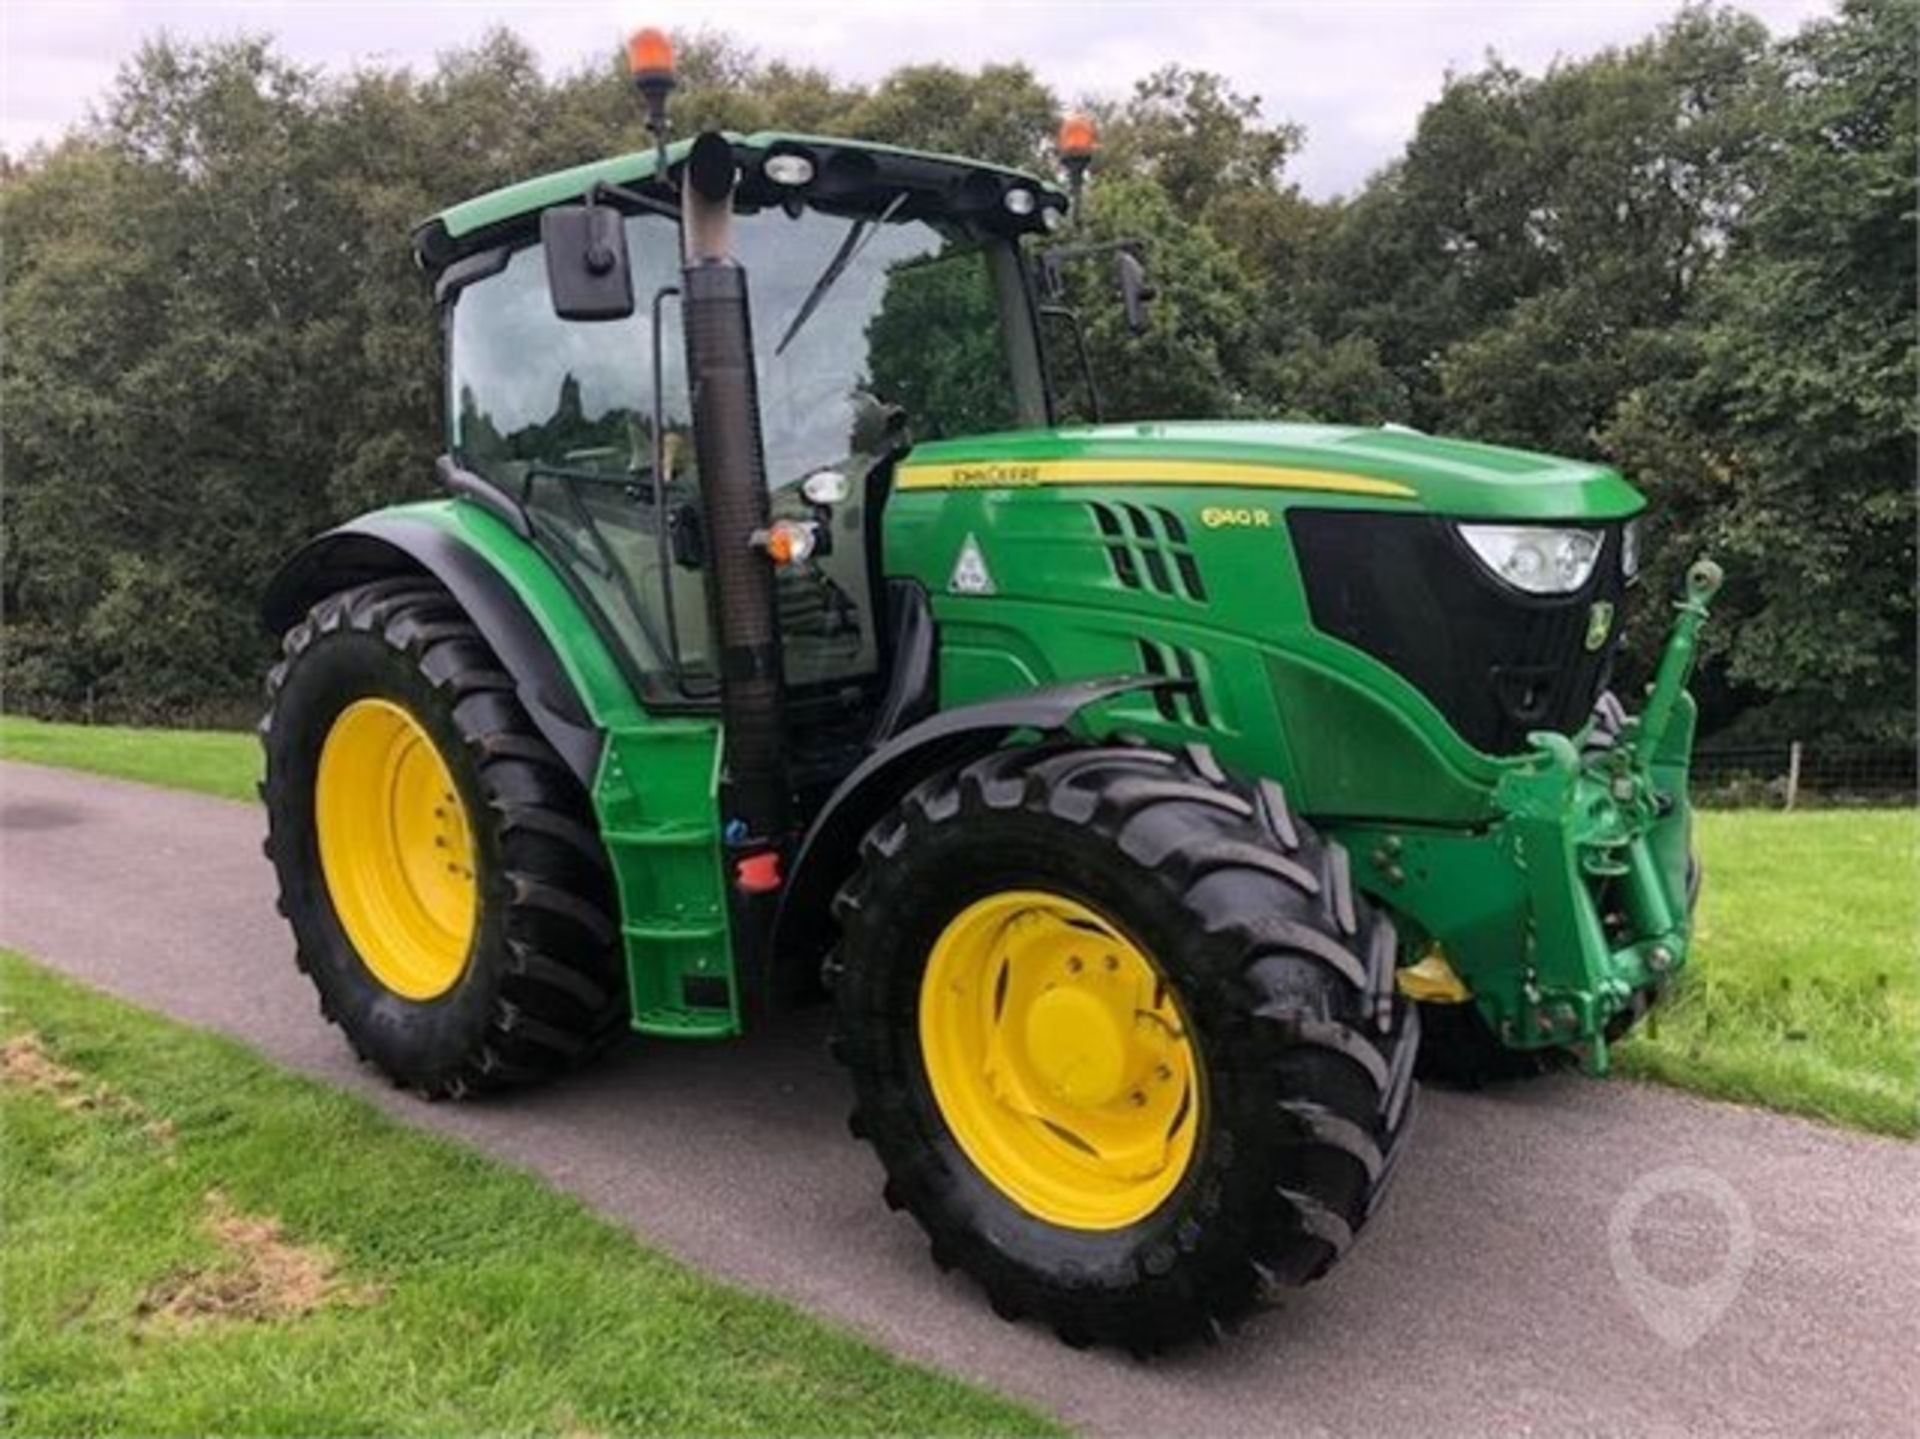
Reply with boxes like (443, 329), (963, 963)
(1621, 516), (1643, 582)
(1456, 524), (1604, 595)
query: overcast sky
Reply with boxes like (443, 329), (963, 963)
(2, 1), (1833, 198)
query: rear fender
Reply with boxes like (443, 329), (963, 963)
(261, 512), (603, 786)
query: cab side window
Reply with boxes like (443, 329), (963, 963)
(448, 218), (714, 696)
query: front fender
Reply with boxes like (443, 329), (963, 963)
(261, 507), (605, 786)
(770, 674), (1176, 997)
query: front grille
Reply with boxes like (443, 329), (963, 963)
(1288, 511), (1628, 755)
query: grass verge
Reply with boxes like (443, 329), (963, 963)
(0, 952), (1060, 1438)
(0, 714), (259, 802)
(1615, 808), (1917, 1138)
(4, 713), (1912, 1136)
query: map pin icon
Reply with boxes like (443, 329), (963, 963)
(1608, 1163), (1756, 1349)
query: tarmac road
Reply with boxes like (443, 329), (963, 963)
(2, 759), (1915, 1436)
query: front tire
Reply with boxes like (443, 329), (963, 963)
(831, 741), (1419, 1352)
(261, 577), (625, 1097)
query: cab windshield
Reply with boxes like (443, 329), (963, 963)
(448, 203), (1033, 699)
(451, 207), (1029, 494)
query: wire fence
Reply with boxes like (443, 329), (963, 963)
(1691, 742), (1917, 809)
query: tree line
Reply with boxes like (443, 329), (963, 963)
(1, 0), (1912, 741)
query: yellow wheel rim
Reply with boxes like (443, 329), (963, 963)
(315, 699), (477, 1001)
(919, 890), (1201, 1230)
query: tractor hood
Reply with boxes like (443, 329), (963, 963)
(897, 420), (1644, 522)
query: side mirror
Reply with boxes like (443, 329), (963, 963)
(541, 205), (634, 321)
(1115, 249), (1154, 336)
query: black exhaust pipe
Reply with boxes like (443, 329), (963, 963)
(679, 132), (789, 859)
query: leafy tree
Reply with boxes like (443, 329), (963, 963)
(1315, 7), (1775, 437)
(1046, 174), (1263, 423)
(1099, 65), (1302, 214)
(846, 63), (1057, 171)
(864, 251), (1016, 441)
(1604, 0), (1917, 741)
(0, 7), (1909, 747)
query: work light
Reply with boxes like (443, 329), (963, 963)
(763, 152), (815, 187)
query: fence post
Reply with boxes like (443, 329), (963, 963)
(1785, 740), (1803, 811)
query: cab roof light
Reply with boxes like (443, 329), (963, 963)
(1057, 111), (1097, 219)
(627, 27), (676, 179)
(1057, 111), (1098, 163)
(626, 27), (676, 91)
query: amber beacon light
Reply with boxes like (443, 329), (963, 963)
(628, 26), (677, 172)
(1057, 111), (1097, 217)
(626, 26), (676, 90)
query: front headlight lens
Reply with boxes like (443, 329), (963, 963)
(1621, 516), (1643, 582)
(1456, 524), (1604, 594)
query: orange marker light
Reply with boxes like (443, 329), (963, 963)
(1057, 112), (1098, 161)
(755, 520), (817, 567)
(626, 26), (675, 86)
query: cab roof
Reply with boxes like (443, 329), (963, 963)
(414, 130), (1068, 272)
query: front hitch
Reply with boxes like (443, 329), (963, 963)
(1489, 557), (1722, 1074)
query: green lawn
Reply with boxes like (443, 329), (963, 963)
(1615, 809), (1918, 1137)
(0, 952), (1058, 1438)
(3, 712), (1913, 1139)
(0, 714), (260, 802)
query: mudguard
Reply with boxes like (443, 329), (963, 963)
(260, 514), (604, 786)
(771, 674), (1177, 994)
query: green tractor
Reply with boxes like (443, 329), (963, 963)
(260, 34), (1721, 1352)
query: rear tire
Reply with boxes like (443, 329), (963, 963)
(831, 740), (1419, 1352)
(261, 577), (625, 1097)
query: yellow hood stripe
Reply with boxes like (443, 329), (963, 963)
(895, 458), (1416, 499)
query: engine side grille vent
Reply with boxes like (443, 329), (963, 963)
(1089, 502), (1208, 603)
(1136, 639), (1215, 728)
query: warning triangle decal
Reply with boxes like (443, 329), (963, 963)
(949, 532), (996, 595)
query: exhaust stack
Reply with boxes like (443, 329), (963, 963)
(679, 132), (790, 861)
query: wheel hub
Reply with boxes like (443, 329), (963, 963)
(314, 698), (477, 1001)
(1023, 986), (1127, 1107)
(920, 890), (1201, 1230)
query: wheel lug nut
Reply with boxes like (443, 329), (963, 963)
(1104, 955), (1119, 972)
(1155, 1064), (1172, 1082)
(1130, 1090), (1146, 1107)
(1067, 957), (1082, 974)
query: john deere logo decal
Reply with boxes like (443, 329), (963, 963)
(1586, 600), (1615, 651)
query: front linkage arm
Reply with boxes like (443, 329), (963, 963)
(1491, 558), (1725, 1074)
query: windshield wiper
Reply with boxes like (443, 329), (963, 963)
(773, 191), (911, 357)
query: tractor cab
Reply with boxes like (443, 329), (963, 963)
(416, 131), (1072, 800)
